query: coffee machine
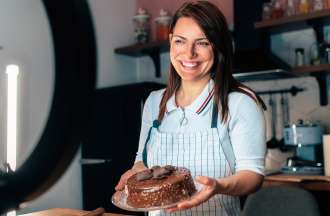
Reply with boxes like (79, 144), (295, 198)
(281, 120), (324, 175)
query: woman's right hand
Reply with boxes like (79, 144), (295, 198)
(115, 161), (147, 191)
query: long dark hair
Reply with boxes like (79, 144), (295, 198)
(158, 1), (266, 122)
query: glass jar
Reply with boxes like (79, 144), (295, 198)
(286, 0), (297, 16)
(262, 2), (273, 20)
(133, 8), (150, 43)
(311, 0), (326, 11)
(154, 9), (172, 41)
(309, 43), (320, 65)
(298, 0), (310, 14)
(325, 46), (330, 63)
(271, 1), (285, 18)
(295, 48), (305, 66)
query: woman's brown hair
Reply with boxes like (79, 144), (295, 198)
(158, 1), (266, 122)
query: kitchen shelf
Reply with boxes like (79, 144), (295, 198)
(255, 11), (330, 105)
(291, 64), (330, 75)
(255, 9), (330, 29)
(114, 41), (169, 77)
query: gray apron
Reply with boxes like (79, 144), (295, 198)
(142, 104), (240, 216)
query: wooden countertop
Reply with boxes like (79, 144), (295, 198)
(263, 174), (330, 191)
(19, 208), (132, 216)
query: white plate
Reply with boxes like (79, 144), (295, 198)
(111, 181), (203, 212)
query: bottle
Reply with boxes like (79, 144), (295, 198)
(271, 1), (285, 18)
(298, 0), (309, 14)
(295, 48), (305, 66)
(133, 8), (150, 43)
(286, 0), (296, 16)
(262, 2), (273, 20)
(312, 0), (326, 11)
(154, 9), (172, 41)
(309, 43), (320, 65)
(324, 45), (330, 63)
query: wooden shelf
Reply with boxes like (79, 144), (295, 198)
(255, 9), (330, 29)
(114, 41), (169, 77)
(114, 41), (169, 56)
(291, 64), (330, 75)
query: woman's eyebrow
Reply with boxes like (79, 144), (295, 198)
(172, 35), (208, 41)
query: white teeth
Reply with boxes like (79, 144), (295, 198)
(182, 61), (198, 68)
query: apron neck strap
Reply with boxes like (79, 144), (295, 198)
(211, 103), (218, 128)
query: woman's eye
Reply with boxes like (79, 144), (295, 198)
(196, 41), (210, 47)
(174, 39), (184, 45)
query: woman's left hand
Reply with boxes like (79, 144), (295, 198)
(165, 176), (222, 213)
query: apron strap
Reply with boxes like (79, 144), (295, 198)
(211, 103), (218, 128)
(142, 120), (160, 167)
(211, 103), (236, 173)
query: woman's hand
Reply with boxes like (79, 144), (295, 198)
(165, 176), (223, 213)
(115, 162), (147, 191)
(165, 171), (264, 212)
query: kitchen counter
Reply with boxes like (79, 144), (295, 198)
(263, 174), (330, 191)
(19, 208), (132, 216)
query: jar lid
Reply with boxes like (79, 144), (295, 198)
(155, 9), (171, 24)
(133, 8), (150, 21)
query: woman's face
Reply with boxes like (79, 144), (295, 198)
(170, 17), (214, 83)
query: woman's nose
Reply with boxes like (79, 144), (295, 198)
(185, 43), (197, 58)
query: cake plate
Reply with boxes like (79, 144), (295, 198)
(111, 181), (203, 212)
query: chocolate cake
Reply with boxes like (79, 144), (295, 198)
(125, 165), (196, 208)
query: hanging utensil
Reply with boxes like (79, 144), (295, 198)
(283, 93), (290, 125)
(279, 93), (291, 151)
(266, 94), (279, 148)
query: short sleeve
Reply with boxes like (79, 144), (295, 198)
(228, 93), (266, 175)
(134, 90), (163, 163)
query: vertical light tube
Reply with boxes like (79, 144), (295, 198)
(6, 64), (19, 216)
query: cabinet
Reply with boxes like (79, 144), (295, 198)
(255, 9), (330, 105)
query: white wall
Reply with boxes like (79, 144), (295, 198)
(137, 53), (169, 84)
(89, 0), (138, 88)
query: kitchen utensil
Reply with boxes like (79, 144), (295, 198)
(266, 95), (279, 148)
(278, 93), (290, 150)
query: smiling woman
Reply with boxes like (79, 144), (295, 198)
(0, 0), (96, 213)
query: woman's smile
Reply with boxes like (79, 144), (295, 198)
(180, 60), (200, 70)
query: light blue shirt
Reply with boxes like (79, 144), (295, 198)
(135, 80), (266, 175)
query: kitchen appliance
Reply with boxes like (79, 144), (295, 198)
(282, 120), (324, 175)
